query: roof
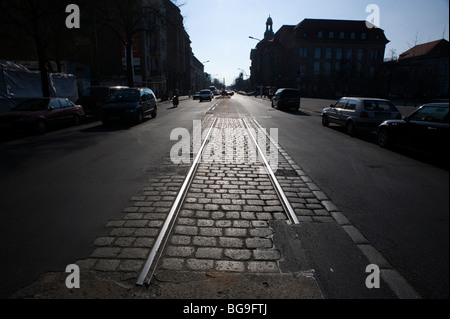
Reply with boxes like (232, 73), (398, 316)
(399, 39), (449, 61)
(295, 19), (373, 30)
(293, 18), (389, 43)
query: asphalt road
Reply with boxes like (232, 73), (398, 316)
(0, 94), (448, 299)
(243, 95), (449, 299)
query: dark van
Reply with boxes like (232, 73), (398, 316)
(76, 86), (128, 117)
(271, 88), (301, 111)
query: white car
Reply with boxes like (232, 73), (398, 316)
(199, 89), (214, 102)
(321, 97), (402, 136)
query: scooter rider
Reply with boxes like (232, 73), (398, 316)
(172, 90), (179, 108)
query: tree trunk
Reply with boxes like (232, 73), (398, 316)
(126, 38), (134, 87)
(35, 38), (51, 97)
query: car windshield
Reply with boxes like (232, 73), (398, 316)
(82, 87), (109, 98)
(410, 106), (449, 123)
(107, 90), (140, 103)
(14, 99), (49, 111)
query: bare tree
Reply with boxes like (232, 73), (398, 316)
(0, 0), (65, 97)
(96, 0), (186, 87)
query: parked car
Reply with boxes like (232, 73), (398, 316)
(100, 88), (157, 125)
(76, 86), (128, 117)
(322, 97), (402, 136)
(271, 88), (301, 111)
(199, 89), (214, 102)
(377, 103), (449, 157)
(0, 98), (85, 134)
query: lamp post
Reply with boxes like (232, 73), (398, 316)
(249, 36), (262, 42)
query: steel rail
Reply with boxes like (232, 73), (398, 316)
(242, 118), (300, 225)
(136, 118), (218, 286)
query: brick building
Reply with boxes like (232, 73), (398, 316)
(250, 17), (390, 98)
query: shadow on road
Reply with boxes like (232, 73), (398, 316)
(325, 125), (449, 170)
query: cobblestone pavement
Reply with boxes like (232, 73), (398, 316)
(12, 111), (401, 299)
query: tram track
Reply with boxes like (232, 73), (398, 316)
(136, 116), (301, 286)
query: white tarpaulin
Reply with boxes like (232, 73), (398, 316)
(0, 60), (78, 113)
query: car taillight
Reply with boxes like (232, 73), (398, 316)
(360, 112), (369, 118)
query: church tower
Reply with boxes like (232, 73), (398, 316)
(264, 15), (274, 39)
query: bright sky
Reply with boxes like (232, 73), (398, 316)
(179, 0), (449, 86)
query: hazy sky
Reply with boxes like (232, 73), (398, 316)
(179, 0), (449, 86)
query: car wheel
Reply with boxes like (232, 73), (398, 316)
(322, 115), (330, 127)
(73, 114), (81, 126)
(151, 108), (157, 119)
(377, 127), (391, 148)
(346, 121), (356, 136)
(136, 110), (144, 124)
(36, 120), (47, 134)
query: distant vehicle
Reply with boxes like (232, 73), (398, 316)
(193, 92), (201, 100)
(76, 86), (128, 117)
(322, 97), (402, 136)
(377, 103), (449, 157)
(100, 88), (157, 125)
(271, 88), (301, 111)
(199, 89), (214, 102)
(0, 98), (85, 134)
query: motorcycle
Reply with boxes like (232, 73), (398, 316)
(172, 96), (179, 108)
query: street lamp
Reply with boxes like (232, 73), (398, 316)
(238, 68), (249, 79)
(249, 36), (262, 42)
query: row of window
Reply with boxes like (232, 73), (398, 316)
(299, 62), (377, 77)
(314, 31), (376, 41)
(299, 47), (381, 61)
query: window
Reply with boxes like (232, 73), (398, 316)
(361, 33), (366, 40)
(336, 48), (343, 60)
(346, 49), (353, 60)
(49, 99), (61, 109)
(313, 62), (321, 75)
(314, 48), (322, 59)
(335, 99), (348, 108)
(299, 64), (306, 75)
(299, 47), (308, 58)
(325, 48), (332, 60)
(328, 32), (334, 39)
(371, 49), (379, 60)
(317, 31), (323, 39)
(339, 32), (345, 39)
(357, 49), (364, 61)
(410, 106), (449, 123)
(345, 99), (357, 110)
(335, 62), (341, 72)
(350, 32), (356, 40)
(59, 99), (73, 108)
(356, 62), (362, 72)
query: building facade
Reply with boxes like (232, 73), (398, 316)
(251, 18), (390, 98)
(384, 39), (449, 103)
(0, 0), (203, 99)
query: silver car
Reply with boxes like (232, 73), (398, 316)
(321, 97), (402, 136)
(199, 89), (213, 102)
